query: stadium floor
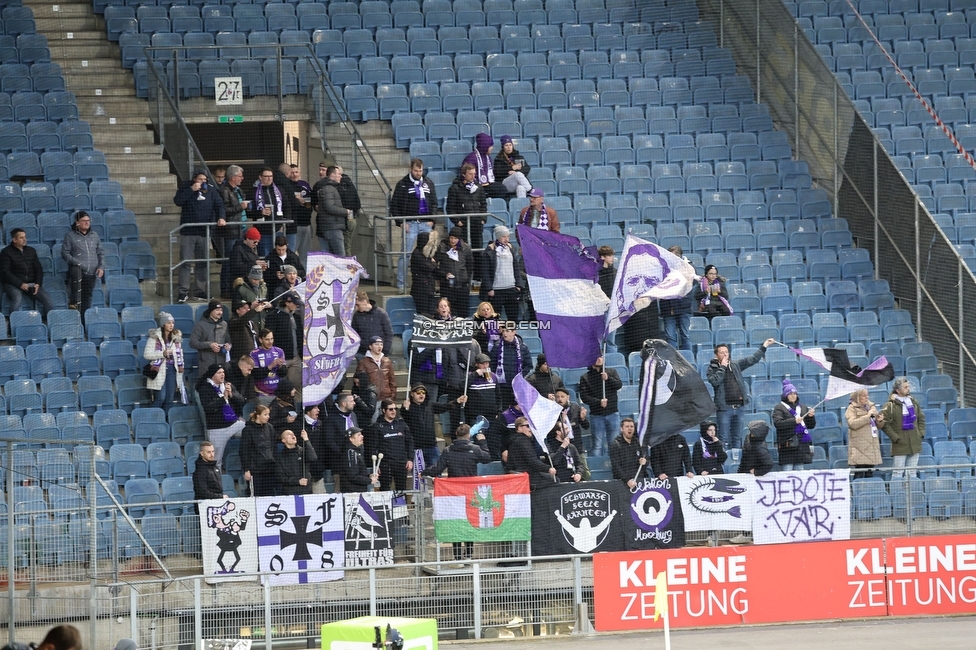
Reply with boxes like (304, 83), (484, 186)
(453, 615), (976, 649)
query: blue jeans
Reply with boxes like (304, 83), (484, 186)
(319, 230), (345, 256)
(397, 221), (433, 288)
(4, 283), (55, 318)
(152, 363), (177, 412)
(589, 412), (621, 456)
(663, 312), (691, 351)
(780, 463), (805, 471)
(716, 407), (743, 449)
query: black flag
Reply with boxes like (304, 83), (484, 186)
(636, 339), (716, 449)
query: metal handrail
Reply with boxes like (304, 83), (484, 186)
(372, 212), (505, 292)
(167, 218), (292, 302)
(142, 43), (392, 196)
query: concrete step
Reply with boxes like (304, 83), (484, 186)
(48, 41), (118, 58)
(89, 128), (157, 146)
(25, 3), (96, 18)
(60, 59), (124, 73)
(45, 30), (108, 42)
(35, 16), (101, 31)
(106, 159), (172, 175)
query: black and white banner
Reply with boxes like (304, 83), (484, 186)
(256, 494), (345, 585)
(201, 497), (258, 583)
(623, 477), (685, 550)
(677, 475), (756, 532)
(343, 491), (395, 567)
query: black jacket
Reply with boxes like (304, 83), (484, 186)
(223, 239), (260, 295)
(493, 148), (530, 180)
(341, 441), (372, 492)
(275, 440), (318, 495)
(352, 301), (394, 355)
(240, 421), (276, 476)
(609, 434), (645, 483)
(265, 307), (303, 360)
(422, 436), (491, 477)
(506, 432), (553, 490)
(197, 379), (246, 431)
(649, 434), (694, 478)
(436, 238), (475, 286)
(322, 403), (359, 473)
(390, 173), (439, 219)
(401, 397), (452, 450)
(193, 457), (224, 500)
(739, 436), (773, 476)
(692, 438), (728, 475)
(479, 239), (526, 299)
(366, 417), (414, 463)
(578, 366), (623, 416)
(338, 173), (362, 212)
(598, 264), (615, 298)
(546, 437), (583, 483)
(489, 335), (531, 387)
(0, 243), (44, 288)
(264, 248), (305, 287)
(446, 176), (487, 216)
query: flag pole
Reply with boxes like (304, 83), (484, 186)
(601, 340), (607, 401)
(461, 348), (472, 424)
(406, 347), (414, 393)
(642, 348), (659, 454)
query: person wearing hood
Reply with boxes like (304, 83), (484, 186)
(527, 353), (564, 400)
(191, 299), (231, 371)
(493, 135), (532, 198)
(269, 377), (299, 436)
(341, 426), (378, 493)
(462, 132), (510, 198)
(315, 164), (351, 256)
(436, 226), (475, 317)
(355, 335), (398, 412)
(62, 210), (105, 313)
(517, 188), (561, 233)
(447, 162), (488, 253)
(175, 171), (225, 302)
(772, 379), (816, 470)
(390, 158), (439, 293)
(739, 420), (773, 476)
(480, 225), (526, 322)
(692, 421), (727, 475)
(144, 311), (186, 412)
(196, 363), (247, 470)
(410, 230), (439, 316)
(352, 290), (394, 355)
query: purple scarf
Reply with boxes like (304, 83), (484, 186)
(786, 402), (811, 443)
(411, 178), (430, 214)
(495, 337), (522, 384)
(254, 182), (283, 218)
(698, 277), (733, 315)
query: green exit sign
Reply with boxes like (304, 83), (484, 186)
(218, 115), (244, 123)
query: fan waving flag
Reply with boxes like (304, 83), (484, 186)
(605, 234), (696, 337)
(513, 373), (564, 449)
(303, 253), (367, 406)
(516, 225), (610, 369)
(637, 339), (716, 449)
(791, 347), (895, 401)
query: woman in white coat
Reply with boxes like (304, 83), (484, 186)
(144, 311), (186, 412)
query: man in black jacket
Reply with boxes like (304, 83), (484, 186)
(265, 291), (303, 390)
(507, 417), (556, 490)
(367, 400), (415, 491)
(0, 227), (54, 317)
(340, 426), (378, 492)
(609, 418), (646, 489)
(275, 429), (317, 495)
(390, 158), (438, 292)
(321, 393), (358, 488)
(578, 356), (624, 457)
(401, 383), (462, 467)
(315, 165), (350, 256)
(352, 291), (394, 355)
(706, 338), (774, 449)
(649, 433), (695, 480)
(423, 422), (491, 560)
(193, 442), (226, 500)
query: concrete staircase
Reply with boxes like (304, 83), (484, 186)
(26, 0), (181, 299)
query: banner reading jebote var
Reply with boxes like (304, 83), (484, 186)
(593, 538), (889, 630)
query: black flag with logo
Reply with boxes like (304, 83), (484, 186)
(636, 339), (716, 450)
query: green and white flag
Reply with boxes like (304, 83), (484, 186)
(431, 474), (531, 542)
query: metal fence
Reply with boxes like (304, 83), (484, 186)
(696, 0), (976, 406)
(5, 463), (976, 648)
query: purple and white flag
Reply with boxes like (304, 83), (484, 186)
(302, 253), (367, 406)
(516, 226), (610, 369)
(605, 234), (696, 336)
(791, 347), (894, 401)
(513, 373), (563, 450)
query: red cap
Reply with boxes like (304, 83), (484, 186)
(244, 227), (261, 241)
